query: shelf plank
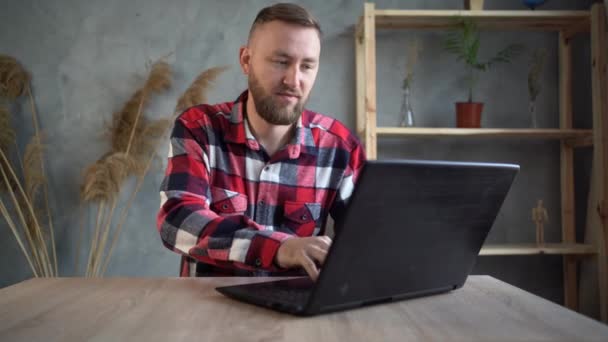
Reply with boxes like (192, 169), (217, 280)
(373, 10), (590, 32)
(480, 243), (597, 256)
(376, 127), (593, 140)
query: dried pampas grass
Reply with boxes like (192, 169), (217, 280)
(23, 135), (45, 201)
(131, 118), (173, 174)
(110, 60), (172, 157)
(403, 39), (420, 89)
(80, 152), (138, 203)
(21, 136), (47, 243)
(0, 106), (17, 192)
(144, 60), (172, 93)
(85, 59), (173, 204)
(0, 106), (15, 152)
(110, 88), (145, 154)
(96, 65), (227, 276)
(0, 55), (30, 100)
(0, 156), (17, 192)
(0, 55), (57, 277)
(175, 65), (228, 114)
(528, 48), (547, 102)
(80, 58), (175, 277)
(0, 147), (52, 276)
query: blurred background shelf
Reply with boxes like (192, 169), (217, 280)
(480, 243), (597, 256)
(376, 127), (592, 140)
(355, 2), (608, 320)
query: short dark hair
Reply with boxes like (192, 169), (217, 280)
(248, 3), (322, 40)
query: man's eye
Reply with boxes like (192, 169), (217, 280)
(274, 60), (288, 65)
(302, 64), (314, 70)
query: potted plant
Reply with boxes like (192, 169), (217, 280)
(522, 0), (547, 10)
(443, 18), (524, 128)
(464, 0), (485, 10)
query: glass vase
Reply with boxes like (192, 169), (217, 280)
(399, 85), (415, 127)
(529, 99), (538, 128)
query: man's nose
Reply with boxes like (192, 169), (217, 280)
(282, 64), (301, 89)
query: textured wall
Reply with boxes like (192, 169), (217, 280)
(0, 0), (594, 313)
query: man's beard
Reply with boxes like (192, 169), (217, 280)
(248, 70), (306, 125)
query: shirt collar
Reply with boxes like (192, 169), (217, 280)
(224, 90), (317, 159)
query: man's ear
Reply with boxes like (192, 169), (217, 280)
(239, 46), (250, 75)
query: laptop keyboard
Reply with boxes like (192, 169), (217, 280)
(235, 278), (313, 305)
(252, 285), (311, 304)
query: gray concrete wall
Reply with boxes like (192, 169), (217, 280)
(0, 0), (595, 314)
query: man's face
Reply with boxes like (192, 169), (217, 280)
(240, 20), (321, 125)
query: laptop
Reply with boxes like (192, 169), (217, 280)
(215, 159), (519, 316)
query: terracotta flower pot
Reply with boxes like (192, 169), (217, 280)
(464, 0), (485, 10)
(455, 102), (484, 128)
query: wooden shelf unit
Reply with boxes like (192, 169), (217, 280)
(480, 243), (597, 256)
(378, 126), (590, 139)
(355, 3), (608, 321)
(363, 9), (590, 33)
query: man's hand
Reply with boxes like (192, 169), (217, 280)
(275, 236), (332, 281)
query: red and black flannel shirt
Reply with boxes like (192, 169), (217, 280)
(157, 91), (366, 277)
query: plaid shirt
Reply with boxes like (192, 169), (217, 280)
(157, 91), (365, 277)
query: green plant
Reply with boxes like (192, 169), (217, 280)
(443, 18), (524, 103)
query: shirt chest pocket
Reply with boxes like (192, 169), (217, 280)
(210, 187), (248, 216)
(282, 201), (322, 237)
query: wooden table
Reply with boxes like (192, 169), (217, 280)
(1, 276), (607, 341)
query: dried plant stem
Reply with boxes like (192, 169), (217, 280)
(0, 198), (39, 277)
(26, 85), (57, 275)
(100, 130), (170, 275)
(0, 148), (51, 276)
(8, 179), (45, 275)
(96, 90), (146, 275)
(90, 200), (108, 277)
(12, 140), (25, 180)
(86, 200), (105, 277)
(125, 92), (146, 156)
(0, 156), (44, 275)
(89, 85), (145, 276)
(74, 203), (86, 275)
(9, 140), (37, 270)
(100, 170), (146, 275)
(92, 196), (118, 276)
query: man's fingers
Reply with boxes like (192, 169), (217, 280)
(315, 236), (332, 251)
(298, 252), (319, 281)
(306, 244), (328, 265)
(276, 236), (333, 280)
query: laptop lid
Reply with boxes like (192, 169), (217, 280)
(304, 159), (519, 314)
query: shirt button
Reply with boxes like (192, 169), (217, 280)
(222, 204), (229, 210)
(259, 200), (265, 205)
(264, 166), (270, 171)
(301, 214), (308, 221)
(255, 258), (262, 266)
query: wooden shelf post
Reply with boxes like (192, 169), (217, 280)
(363, 2), (377, 160)
(559, 28), (578, 312)
(589, 2), (608, 322)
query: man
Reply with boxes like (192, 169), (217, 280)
(157, 3), (365, 280)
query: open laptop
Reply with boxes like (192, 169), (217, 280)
(215, 159), (519, 316)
